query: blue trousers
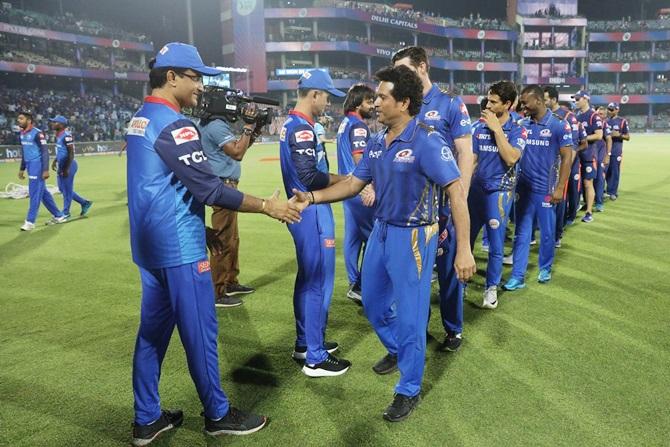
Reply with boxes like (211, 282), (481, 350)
(25, 159), (62, 223)
(56, 160), (88, 215)
(437, 217), (463, 334)
(133, 260), (229, 425)
(342, 196), (374, 286)
(594, 147), (607, 206)
(288, 204), (335, 365)
(511, 188), (556, 281)
(469, 184), (513, 288)
(566, 156), (581, 222)
(554, 179), (568, 241)
(362, 221), (438, 397)
(606, 154), (623, 196)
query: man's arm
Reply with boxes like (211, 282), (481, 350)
(453, 134), (474, 193)
(586, 129), (603, 143)
(481, 110), (523, 166)
(604, 134), (612, 166)
(445, 179), (476, 281)
(552, 146), (573, 203)
(294, 175), (368, 206)
(289, 123), (346, 190)
(36, 131), (49, 179)
(61, 134), (75, 176)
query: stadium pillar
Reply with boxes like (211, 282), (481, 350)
(280, 21), (285, 40)
(366, 56), (372, 79)
(315, 53), (319, 67)
(186, 0), (194, 44)
(480, 40), (484, 59)
(366, 24), (371, 43)
(649, 72), (654, 94)
(449, 39), (453, 57)
(313, 20), (318, 39)
(413, 33), (417, 46)
(616, 72), (620, 91)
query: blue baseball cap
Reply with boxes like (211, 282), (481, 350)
(48, 115), (68, 125)
(572, 90), (590, 100)
(298, 69), (346, 97)
(153, 42), (221, 76)
(607, 102), (619, 110)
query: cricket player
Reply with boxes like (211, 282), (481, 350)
(16, 109), (66, 231)
(573, 90), (603, 223)
(291, 65), (475, 422)
(127, 42), (301, 446)
(605, 102), (629, 199)
(279, 69), (351, 377)
(503, 85), (573, 290)
(49, 115), (93, 218)
(392, 46), (474, 352)
(336, 84), (376, 303)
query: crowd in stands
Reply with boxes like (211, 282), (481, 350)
(1, 45), (145, 72)
(588, 17), (670, 31)
(0, 88), (141, 145)
(0, 3), (149, 43)
(589, 50), (670, 62)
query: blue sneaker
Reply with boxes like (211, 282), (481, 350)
(80, 201), (93, 216)
(537, 269), (552, 283)
(565, 219), (575, 226)
(503, 278), (526, 291)
(581, 213), (593, 223)
(609, 194), (617, 201)
(595, 204), (604, 212)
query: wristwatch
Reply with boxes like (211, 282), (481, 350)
(242, 127), (254, 136)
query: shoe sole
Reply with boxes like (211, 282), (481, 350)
(132, 417), (182, 447)
(224, 290), (255, 297)
(215, 301), (243, 308)
(302, 364), (350, 377)
(538, 277), (551, 284)
(503, 284), (525, 291)
(480, 300), (498, 309)
(346, 291), (362, 303)
(292, 346), (338, 360)
(205, 417), (268, 436)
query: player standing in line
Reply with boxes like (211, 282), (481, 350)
(594, 105), (612, 212)
(573, 90), (603, 223)
(470, 81), (527, 309)
(503, 85), (573, 290)
(49, 115), (93, 218)
(16, 109), (66, 231)
(605, 102), (630, 200)
(127, 42), (301, 445)
(336, 84), (377, 303)
(391, 46), (474, 352)
(291, 65), (475, 421)
(279, 69), (352, 376)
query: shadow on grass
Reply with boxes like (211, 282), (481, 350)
(0, 223), (63, 264)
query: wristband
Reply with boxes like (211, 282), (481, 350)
(309, 191), (315, 204)
(607, 152), (612, 156)
(261, 199), (266, 211)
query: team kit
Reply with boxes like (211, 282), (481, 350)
(14, 43), (630, 444)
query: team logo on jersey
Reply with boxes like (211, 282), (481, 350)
(280, 127), (287, 142)
(585, 166), (593, 173)
(352, 140), (366, 148)
(488, 219), (500, 229)
(460, 118), (470, 127)
(424, 110), (441, 120)
(617, 156), (622, 161)
(460, 102), (469, 116)
(296, 148), (316, 156)
(517, 138), (526, 149)
(369, 150), (382, 159)
(353, 128), (367, 137)
(540, 129), (552, 137)
(171, 126), (199, 145)
(64, 135), (74, 143)
(127, 117), (150, 136)
(295, 130), (314, 143)
(440, 146), (454, 162)
(574, 173), (580, 180)
(178, 150), (208, 165)
(38, 133), (47, 145)
(324, 238), (335, 248)
(394, 149), (415, 163)
(197, 260), (211, 274)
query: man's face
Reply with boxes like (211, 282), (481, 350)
(49, 122), (63, 131)
(597, 107), (607, 119)
(575, 96), (588, 109)
(374, 81), (405, 126)
(17, 114), (30, 129)
(607, 107), (618, 118)
(359, 97), (375, 119)
(486, 92), (509, 118)
(543, 91), (557, 109)
(313, 90), (330, 116)
(173, 70), (204, 108)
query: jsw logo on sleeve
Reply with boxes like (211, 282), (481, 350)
(178, 151), (208, 165)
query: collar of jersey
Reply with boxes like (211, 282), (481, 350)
(527, 109), (552, 126)
(381, 117), (417, 145)
(145, 96), (180, 113)
(346, 111), (363, 121)
(56, 129), (67, 138)
(289, 109), (315, 126)
(501, 115), (516, 130)
(20, 124), (34, 134)
(423, 84), (440, 104)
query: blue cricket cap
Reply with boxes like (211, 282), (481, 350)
(49, 115), (68, 125)
(153, 42), (221, 76)
(607, 102), (619, 110)
(572, 90), (590, 100)
(298, 69), (346, 97)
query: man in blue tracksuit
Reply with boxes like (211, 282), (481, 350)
(49, 115), (93, 218)
(605, 102), (630, 199)
(279, 69), (352, 377)
(16, 110), (66, 231)
(392, 46), (474, 352)
(471, 81), (526, 309)
(290, 65), (475, 422)
(337, 83), (376, 303)
(594, 106), (613, 212)
(504, 85), (573, 290)
(573, 90), (603, 223)
(126, 42), (300, 446)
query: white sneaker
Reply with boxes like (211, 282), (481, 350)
(481, 286), (498, 309)
(20, 220), (35, 231)
(503, 254), (514, 265)
(46, 215), (68, 225)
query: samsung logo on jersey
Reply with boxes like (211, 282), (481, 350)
(526, 139), (550, 147)
(479, 145), (499, 153)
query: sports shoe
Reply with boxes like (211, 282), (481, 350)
(372, 353), (398, 375)
(204, 407), (267, 436)
(503, 278), (526, 291)
(225, 284), (255, 296)
(579, 203), (587, 212)
(481, 286), (498, 309)
(555, 238), (562, 248)
(292, 341), (339, 360)
(565, 219), (575, 226)
(45, 215), (68, 225)
(80, 201), (93, 216)
(215, 295), (243, 308)
(581, 213), (593, 223)
(431, 270), (438, 283)
(609, 194), (617, 201)
(481, 241), (490, 252)
(503, 253), (514, 265)
(383, 393), (421, 422)
(530, 238), (537, 246)
(132, 409), (183, 446)
(302, 353), (351, 377)
(537, 269), (552, 283)
(595, 204), (604, 212)
(440, 331), (463, 352)
(20, 220), (35, 231)
(346, 283), (362, 304)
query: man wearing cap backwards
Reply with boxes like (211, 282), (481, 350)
(126, 42), (302, 446)
(605, 102), (630, 200)
(291, 65), (475, 422)
(573, 90), (603, 223)
(49, 115), (93, 218)
(279, 68), (352, 377)
(16, 109), (67, 231)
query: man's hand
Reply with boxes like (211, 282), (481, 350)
(264, 189), (302, 223)
(42, 170), (49, 180)
(551, 187), (564, 204)
(205, 226), (224, 256)
(454, 249), (476, 282)
(611, 130), (621, 138)
(290, 188), (312, 212)
(241, 103), (258, 125)
(18, 170), (25, 180)
(51, 160), (58, 172)
(603, 155), (610, 167)
(481, 110), (503, 134)
(360, 184), (376, 207)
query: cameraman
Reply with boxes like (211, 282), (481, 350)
(198, 102), (261, 307)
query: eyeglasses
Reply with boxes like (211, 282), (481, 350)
(176, 72), (203, 84)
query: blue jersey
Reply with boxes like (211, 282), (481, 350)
(552, 108), (580, 149)
(353, 118), (460, 227)
(336, 112), (370, 175)
(607, 116), (629, 156)
(55, 130), (75, 163)
(126, 96), (244, 270)
(279, 110), (331, 198)
(419, 84), (471, 148)
(472, 115), (527, 193)
(19, 125), (48, 171)
(313, 122), (329, 172)
(518, 110), (573, 195)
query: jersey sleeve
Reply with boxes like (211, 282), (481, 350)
(348, 122), (369, 156)
(420, 132), (461, 187)
(621, 119), (629, 135)
(446, 96), (472, 140)
(352, 145), (372, 182)
(154, 119), (244, 210)
(557, 120), (573, 150)
(64, 132), (75, 150)
(35, 131), (49, 171)
(471, 127), (481, 157)
(510, 125), (527, 152)
(604, 122), (612, 137)
(592, 112), (603, 131)
(288, 123), (330, 191)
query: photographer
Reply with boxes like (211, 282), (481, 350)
(198, 101), (261, 307)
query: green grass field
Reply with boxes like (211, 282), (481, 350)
(1, 135), (669, 447)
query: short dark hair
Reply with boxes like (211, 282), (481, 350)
(521, 84), (544, 101)
(17, 112), (33, 121)
(374, 65), (423, 117)
(543, 85), (559, 101)
(479, 97), (488, 112)
(343, 84), (375, 113)
(488, 80), (517, 107)
(148, 58), (189, 89)
(391, 46), (429, 69)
